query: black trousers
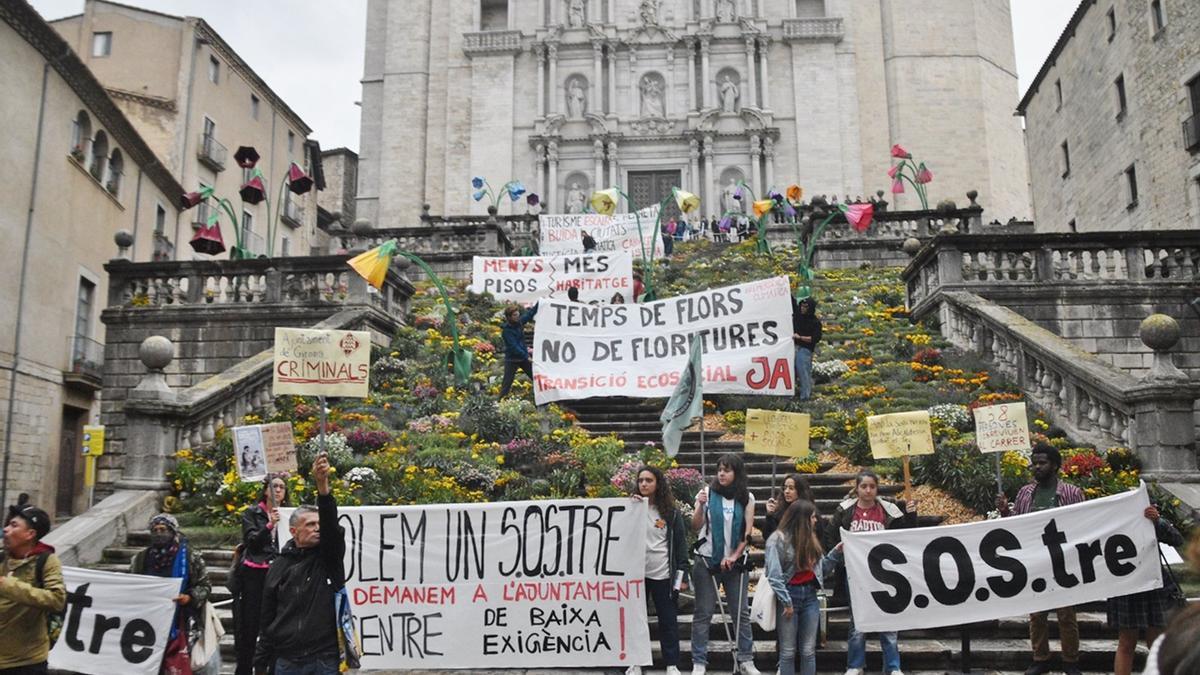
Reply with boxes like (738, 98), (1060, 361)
(500, 359), (533, 397)
(234, 565), (269, 675)
(0, 663), (49, 675)
(646, 577), (681, 666)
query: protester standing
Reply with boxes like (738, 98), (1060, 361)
(765, 500), (843, 675)
(826, 470), (916, 675)
(762, 473), (821, 542)
(792, 297), (822, 400)
(581, 230), (597, 253)
(996, 442), (1085, 675)
(233, 475), (289, 675)
(0, 499), (65, 675)
(627, 466), (689, 675)
(690, 453), (760, 675)
(499, 303), (537, 398)
(131, 513), (212, 675)
(255, 454), (345, 675)
(1107, 503), (1185, 675)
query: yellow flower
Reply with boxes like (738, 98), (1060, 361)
(674, 189), (700, 214)
(752, 199), (773, 218)
(590, 188), (619, 215)
(496, 455), (505, 465)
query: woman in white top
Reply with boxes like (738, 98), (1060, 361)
(690, 453), (760, 675)
(627, 465), (689, 675)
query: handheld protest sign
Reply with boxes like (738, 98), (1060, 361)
(744, 409), (812, 492)
(232, 425), (267, 482)
(867, 411), (934, 503)
(273, 327), (371, 398)
(261, 422), (298, 474)
(972, 402), (1030, 493)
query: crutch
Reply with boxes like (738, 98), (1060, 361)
(710, 549), (751, 675)
(710, 566), (739, 675)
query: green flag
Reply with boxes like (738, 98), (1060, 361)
(660, 335), (704, 457)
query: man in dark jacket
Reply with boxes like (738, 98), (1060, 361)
(792, 296), (822, 400)
(499, 304), (537, 398)
(255, 455), (344, 675)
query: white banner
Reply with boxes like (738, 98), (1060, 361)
(843, 484), (1161, 632)
(273, 327), (371, 397)
(531, 276), (795, 403)
(469, 252), (634, 304)
(280, 498), (651, 670)
(49, 567), (181, 675)
(538, 206), (665, 256)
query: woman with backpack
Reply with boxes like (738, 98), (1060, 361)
(626, 465), (689, 675)
(824, 470), (916, 675)
(232, 474), (289, 675)
(690, 453), (760, 675)
(131, 513), (211, 675)
(764, 500), (843, 675)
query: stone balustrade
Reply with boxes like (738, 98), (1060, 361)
(462, 30), (523, 56)
(939, 292), (1198, 477)
(782, 17), (845, 42)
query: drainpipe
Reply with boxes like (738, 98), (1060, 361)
(176, 31), (202, 259)
(2, 52), (63, 511)
(131, 167), (143, 259)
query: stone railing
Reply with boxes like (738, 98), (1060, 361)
(904, 230), (1200, 315)
(463, 30), (523, 55)
(106, 255), (411, 325)
(782, 17), (844, 42)
(939, 292), (1199, 477)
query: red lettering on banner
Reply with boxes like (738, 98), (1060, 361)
(746, 357), (792, 390)
(352, 585), (456, 606)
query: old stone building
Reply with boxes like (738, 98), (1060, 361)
(50, 0), (324, 258)
(1, 0), (183, 515)
(357, 0), (1032, 225)
(1018, 0), (1200, 232)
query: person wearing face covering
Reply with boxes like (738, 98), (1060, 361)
(130, 513), (211, 675)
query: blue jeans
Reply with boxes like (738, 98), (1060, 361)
(274, 655), (340, 675)
(776, 584), (821, 675)
(794, 346), (813, 399)
(691, 560), (754, 665)
(646, 577), (681, 666)
(846, 610), (900, 671)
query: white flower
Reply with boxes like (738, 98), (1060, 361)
(345, 467), (379, 483)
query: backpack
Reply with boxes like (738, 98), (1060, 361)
(226, 542), (245, 596)
(34, 552), (65, 648)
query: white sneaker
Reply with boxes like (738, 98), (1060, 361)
(666, 668), (682, 675)
(692, 666), (707, 675)
(844, 670), (864, 675)
(887, 671), (905, 675)
(625, 667), (642, 675)
(739, 663), (763, 675)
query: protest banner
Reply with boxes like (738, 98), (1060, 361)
(280, 498), (651, 669)
(49, 567), (181, 675)
(530, 276), (794, 403)
(538, 206), (664, 256)
(973, 402), (1030, 454)
(842, 484), (1160, 632)
(273, 327), (371, 397)
(261, 421), (298, 473)
(233, 422), (297, 480)
(743, 409), (811, 458)
(469, 252), (634, 304)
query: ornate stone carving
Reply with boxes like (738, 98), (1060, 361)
(567, 0), (586, 28)
(719, 74), (740, 113)
(630, 117), (673, 135)
(716, 0), (736, 22)
(565, 182), (586, 213)
(640, 73), (666, 117)
(566, 77), (587, 118)
(639, 0), (659, 26)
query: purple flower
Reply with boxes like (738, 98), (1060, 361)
(471, 177), (485, 189)
(733, 186), (744, 201)
(526, 193), (540, 206)
(783, 202), (797, 219)
(718, 215), (732, 232)
(769, 191), (784, 206)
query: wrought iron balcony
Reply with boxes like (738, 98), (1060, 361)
(65, 335), (104, 391)
(282, 195), (304, 227)
(197, 133), (227, 171)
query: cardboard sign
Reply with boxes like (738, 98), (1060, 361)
(844, 484), (1160, 632)
(531, 276), (795, 403)
(469, 252), (634, 304)
(49, 567), (181, 675)
(538, 206), (665, 256)
(867, 410), (935, 459)
(233, 422), (297, 480)
(973, 402), (1031, 454)
(261, 422), (298, 473)
(279, 498), (652, 669)
(273, 327), (371, 397)
(744, 409), (811, 458)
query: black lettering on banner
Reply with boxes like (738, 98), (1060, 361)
(601, 505), (626, 576)
(483, 607), (508, 626)
(445, 509), (486, 582)
(522, 506), (547, 577)
(356, 612), (444, 658)
(980, 528), (1027, 598)
(543, 504), (564, 577)
(377, 513), (397, 583)
(867, 544), (911, 614)
(119, 619), (155, 663)
(1074, 539), (1104, 584)
(64, 583), (94, 651)
(1104, 534), (1138, 576)
(540, 340), (577, 363)
(498, 507), (520, 577)
(1041, 520), (1080, 589)
(922, 537), (975, 606)
(89, 614), (121, 654)
(61, 582), (159, 663)
(401, 512), (427, 584)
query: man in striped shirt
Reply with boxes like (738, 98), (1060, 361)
(997, 442), (1085, 675)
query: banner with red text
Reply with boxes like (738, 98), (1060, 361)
(531, 276), (794, 403)
(538, 206), (664, 256)
(280, 499), (650, 669)
(843, 484), (1160, 632)
(469, 252), (634, 304)
(273, 328), (371, 397)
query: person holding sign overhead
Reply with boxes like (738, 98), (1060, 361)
(690, 453), (760, 675)
(825, 470), (916, 675)
(233, 474), (290, 675)
(627, 466), (689, 675)
(996, 442), (1085, 675)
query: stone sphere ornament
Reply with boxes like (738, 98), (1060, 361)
(902, 237), (923, 256)
(1140, 313), (1180, 352)
(139, 336), (174, 371)
(351, 218), (374, 236)
(114, 229), (134, 248)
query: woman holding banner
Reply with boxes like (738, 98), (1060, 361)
(824, 470), (916, 675)
(1108, 503), (1185, 675)
(764, 500), (843, 675)
(130, 514), (212, 675)
(690, 453), (761, 675)
(627, 466), (689, 675)
(232, 474), (290, 675)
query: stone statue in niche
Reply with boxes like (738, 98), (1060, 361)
(716, 0), (736, 22)
(640, 77), (665, 117)
(565, 183), (586, 213)
(566, 79), (586, 118)
(721, 178), (743, 213)
(719, 75), (740, 113)
(567, 0), (586, 28)
(639, 0), (659, 26)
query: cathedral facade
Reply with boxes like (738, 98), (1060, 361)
(358, 0), (1031, 224)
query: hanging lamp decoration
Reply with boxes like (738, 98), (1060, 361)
(287, 162), (315, 195)
(239, 169), (267, 204)
(189, 211), (226, 255)
(233, 145), (260, 169)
